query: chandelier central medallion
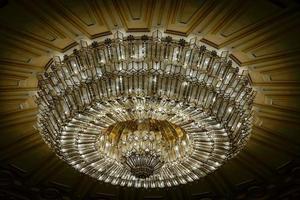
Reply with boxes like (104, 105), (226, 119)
(36, 31), (255, 188)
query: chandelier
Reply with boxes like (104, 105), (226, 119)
(36, 30), (255, 188)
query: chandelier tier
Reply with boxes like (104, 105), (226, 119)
(36, 31), (255, 188)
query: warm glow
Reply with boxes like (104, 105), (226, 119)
(36, 31), (255, 188)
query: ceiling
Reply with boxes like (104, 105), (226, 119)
(0, 0), (300, 199)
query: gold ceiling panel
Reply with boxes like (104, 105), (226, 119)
(0, 0), (300, 199)
(112, 0), (155, 31)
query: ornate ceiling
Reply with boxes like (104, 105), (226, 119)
(0, 0), (300, 199)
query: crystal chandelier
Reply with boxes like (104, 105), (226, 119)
(36, 30), (255, 188)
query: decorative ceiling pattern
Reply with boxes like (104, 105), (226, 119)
(0, 0), (299, 199)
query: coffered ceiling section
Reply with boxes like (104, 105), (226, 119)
(0, 0), (300, 199)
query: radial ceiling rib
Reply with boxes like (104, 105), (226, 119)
(209, 0), (249, 35)
(242, 145), (279, 175)
(0, 132), (42, 163)
(218, 6), (300, 48)
(25, 155), (62, 186)
(0, 60), (43, 73)
(251, 132), (298, 157)
(209, 171), (233, 195)
(0, 108), (37, 126)
(234, 156), (270, 182)
(255, 104), (300, 123)
(71, 176), (97, 199)
(253, 125), (300, 147)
